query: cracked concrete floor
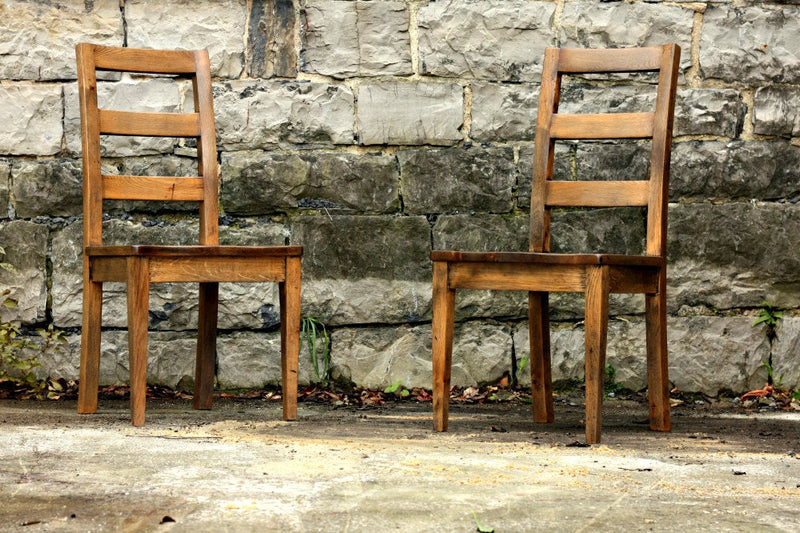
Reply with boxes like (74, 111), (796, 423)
(1, 397), (799, 532)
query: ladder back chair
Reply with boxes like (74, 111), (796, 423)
(431, 45), (680, 444)
(76, 44), (302, 426)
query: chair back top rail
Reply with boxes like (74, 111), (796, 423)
(529, 44), (680, 256)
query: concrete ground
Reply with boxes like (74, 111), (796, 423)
(1, 396), (798, 532)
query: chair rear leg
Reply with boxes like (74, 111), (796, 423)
(194, 282), (219, 410)
(127, 258), (150, 427)
(529, 292), (554, 423)
(584, 266), (610, 444)
(279, 256), (301, 421)
(432, 261), (455, 432)
(645, 272), (670, 432)
(78, 274), (103, 414)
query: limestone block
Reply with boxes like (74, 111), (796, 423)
(772, 318), (800, 391)
(0, 161), (9, 217)
(220, 150), (399, 215)
(290, 215), (430, 282)
(700, 5), (800, 84)
(668, 202), (800, 310)
(753, 87), (800, 137)
(302, 0), (411, 78)
(217, 331), (316, 388)
(51, 219), (287, 329)
(64, 80), (185, 157)
(125, 0), (247, 78)
(0, 220), (48, 324)
(418, 0), (556, 81)
(671, 141), (800, 201)
(433, 214), (529, 253)
(301, 279), (432, 326)
(11, 159), (82, 218)
(215, 81), (354, 149)
(247, 0), (297, 78)
(357, 82), (462, 146)
(470, 83), (538, 142)
(0, 84), (62, 156)
(332, 322), (511, 389)
(677, 89), (745, 138)
(513, 316), (769, 395)
(560, 1), (693, 72)
(399, 146), (515, 214)
(0, 0), (121, 81)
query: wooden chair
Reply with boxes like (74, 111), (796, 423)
(75, 44), (302, 426)
(431, 45), (680, 444)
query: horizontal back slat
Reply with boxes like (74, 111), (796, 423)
(558, 47), (663, 73)
(102, 175), (205, 201)
(99, 109), (200, 137)
(94, 45), (197, 74)
(550, 112), (654, 139)
(545, 180), (650, 207)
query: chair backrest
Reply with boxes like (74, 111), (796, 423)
(530, 45), (680, 257)
(76, 43), (219, 248)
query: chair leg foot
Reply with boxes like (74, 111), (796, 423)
(584, 266), (610, 445)
(529, 292), (554, 424)
(194, 282), (218, 410)
(78, 277), (103, 415)
(646, 279), (670, 433)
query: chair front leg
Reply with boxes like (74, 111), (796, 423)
(529, 291), (554, 423)
(432, 261), (455, 432)
(645, 270), (670, 432)
(194, 282), (219, 410)
(127, 257), (150, 427)
(584, 266), (610, 444)
(279, 256), (301, 421)
(78, 259), (103, 414)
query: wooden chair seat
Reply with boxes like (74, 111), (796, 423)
(76, 44), (302, 426)
(431, 44), (681, 444)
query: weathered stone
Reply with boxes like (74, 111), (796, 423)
(290, 215), (430, 281)
(302, 0), (411, 78)
(753, 87), (800, 137)
(470, 83), (538, 142)
(0, 161), (9, 218)
(669, 202), (800, 310)
(0, 84), (62, 156)
(418, 0), (556, 82)
(217, 331), (316, 388)
(301, 279), (432, 327)
(11, 159), (82, 218)
(700, 5), (800, 84)
(333, 322), (511, 389)
(247, 0), (297, 78)
(677, 89), (745, 138)
(0, 0), (121, 81)
(0, 220), (48, 324)
(560, 1), (693, 72)
(513, 316), (769, 395)
(433, 214), (529, 253)
(772, 317), (800, 391)
(220, 151), (399, 215)
(357, 82), (462, 146)
(671, 141), (800, 201)
(399, 146), (515, 214)
(51, 219), (288, 329)
(215, 81), (354, 149)
(125, 0), (247, 78)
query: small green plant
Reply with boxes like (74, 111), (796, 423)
(0, 291), (66, 398)
(471, 511), (494, 533)
(384, 379), (410, 397)
(761, 361), (784, 390)
(752, 301), (784, 386)
(604, 363), (623, 395)
(301, 316), (331, 386)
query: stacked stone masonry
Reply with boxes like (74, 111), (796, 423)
(1, 0), (798, 396)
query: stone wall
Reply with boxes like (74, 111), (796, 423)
(1, 0), (798, 395)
